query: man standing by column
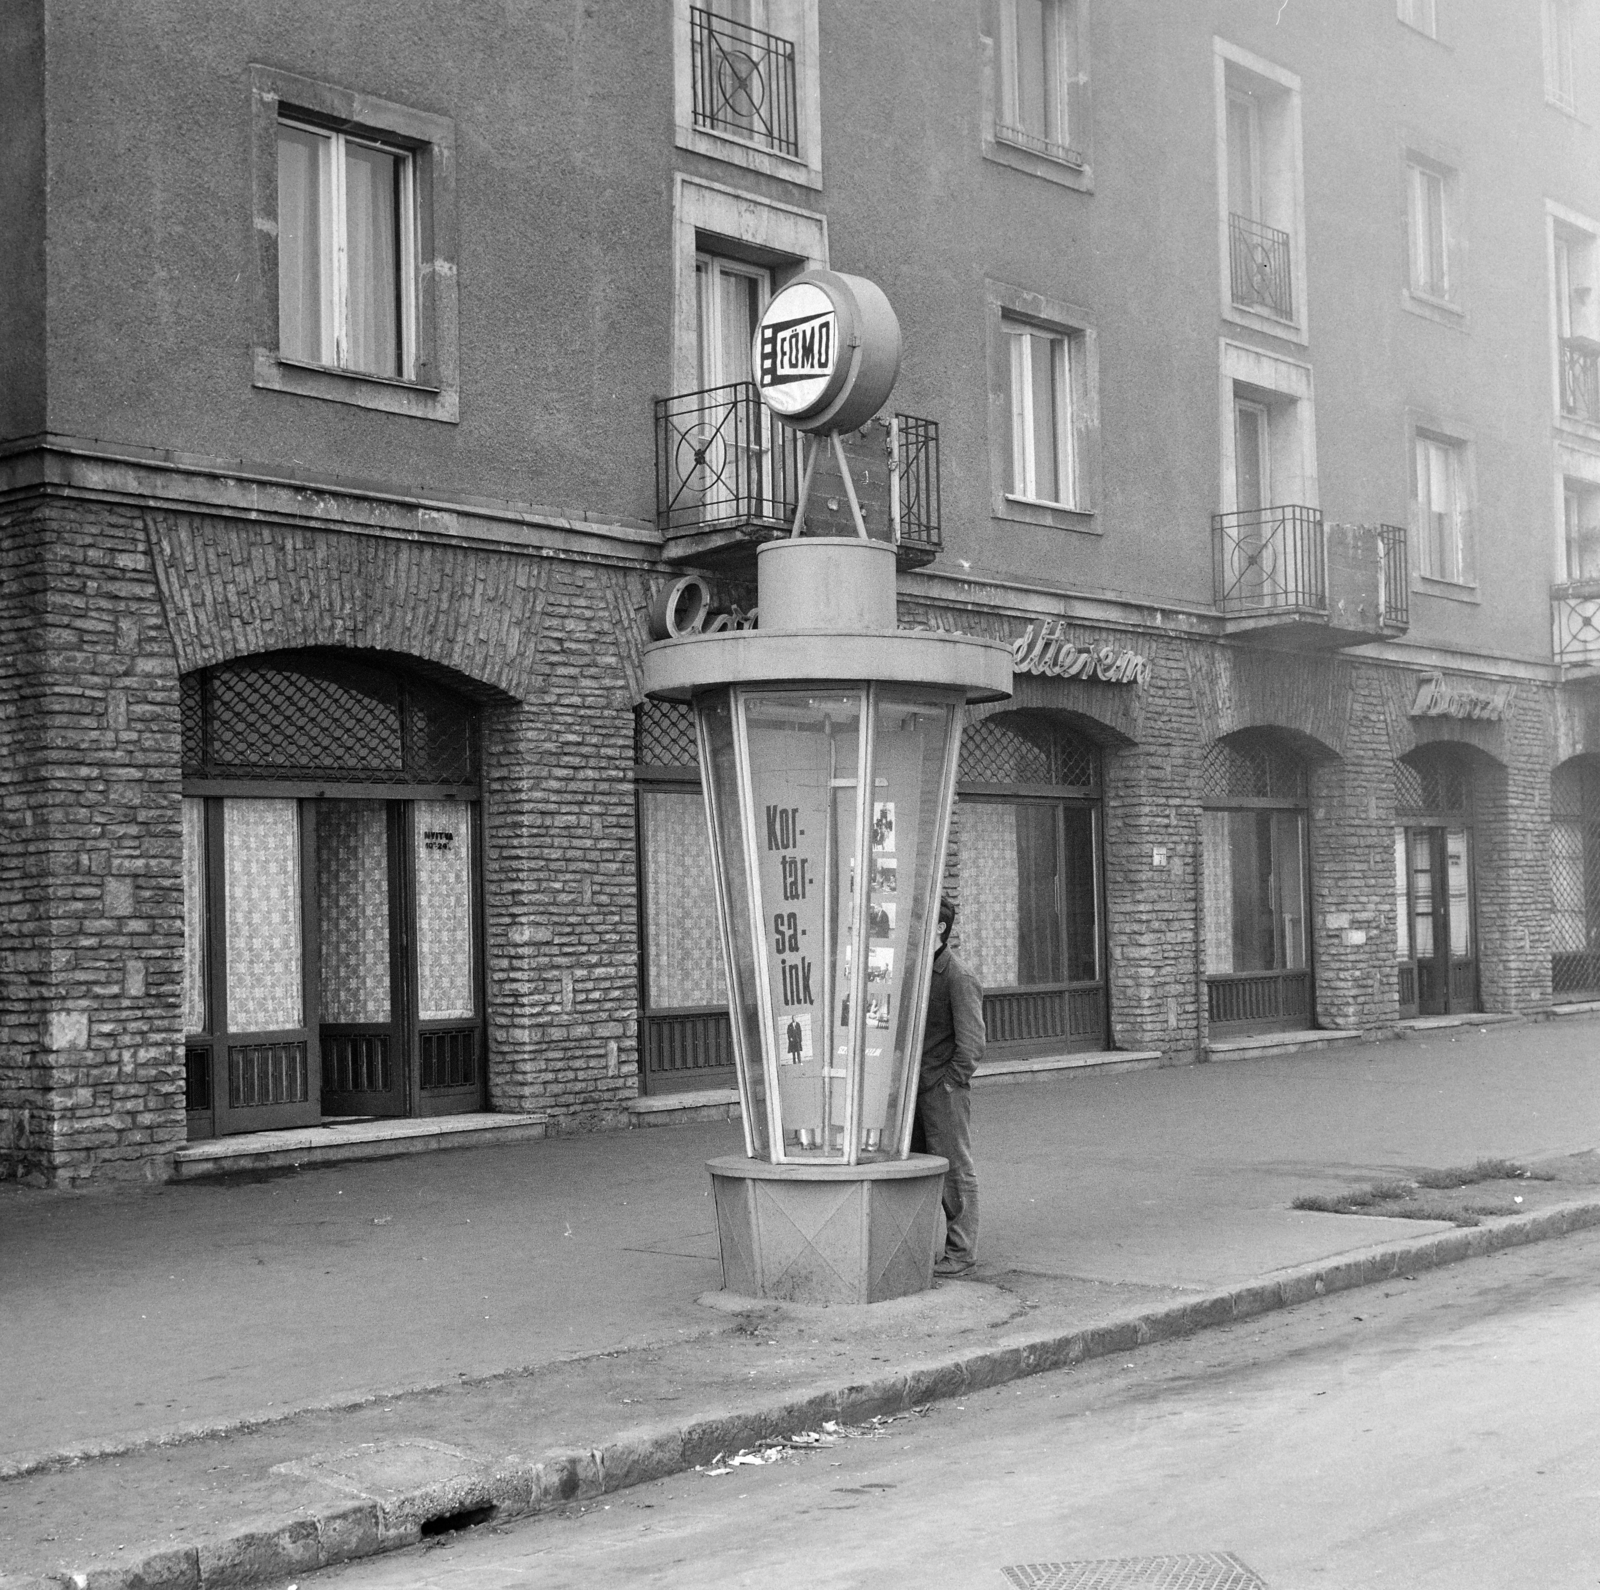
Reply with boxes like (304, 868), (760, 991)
(912, 895), (985, 1277)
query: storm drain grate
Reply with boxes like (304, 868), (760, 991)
(1002, 1552), (1266, 1590)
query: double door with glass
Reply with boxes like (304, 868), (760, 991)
(183, 795), (483, 1136)
(1396, 826), (1478, 1017)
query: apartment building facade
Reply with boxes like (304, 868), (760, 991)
(2, 0), (1596, 1185)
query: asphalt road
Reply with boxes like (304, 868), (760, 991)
(280, 1227), (1600, 1590)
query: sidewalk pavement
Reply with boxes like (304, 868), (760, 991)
(4, 1016), (1600, 1588)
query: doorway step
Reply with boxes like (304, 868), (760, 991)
(1396, 1012), (1519, 1033)
(172, 1112), (548, 1180)
(1204, 1028), (1361, 1063)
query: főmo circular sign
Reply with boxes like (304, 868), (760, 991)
(752, 270), (903, 435)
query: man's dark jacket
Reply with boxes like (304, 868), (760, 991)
(919, 946), (986, 1091)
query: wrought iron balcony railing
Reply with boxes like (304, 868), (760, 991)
(1561, 338), (1600, 423)
(689, 6), (799, 157)
(1212, 505), (1326, 616)
(1228, 212), (1294, 321)
(655, 381), (799, 537)
(654, 383), (942, 564)
(1553, 585), (1600, 667)
(1378, 523), (1410, 629)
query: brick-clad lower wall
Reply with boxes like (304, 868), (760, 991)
(0, 499), (187, 1184)
(1, 495), (660, 1184)
(0, 491), (1584, 1186)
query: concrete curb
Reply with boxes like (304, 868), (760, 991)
(14, 1195), (1600, 1590)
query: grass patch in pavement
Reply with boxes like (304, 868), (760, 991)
(1293, 1158), (1563, 1227)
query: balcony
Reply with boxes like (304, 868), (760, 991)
(1561, 338), (1600, 424)
(689, 6), (799, 157)
(1553, 583), (1600, 671)
(1212, 507), (1409, 648)
(654, 382), (942, 571)
(1228, 213), (1294, 321)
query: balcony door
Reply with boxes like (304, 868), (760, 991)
(692, 253), (772, 523)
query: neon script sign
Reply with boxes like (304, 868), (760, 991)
(1012, 620), (1151, 687)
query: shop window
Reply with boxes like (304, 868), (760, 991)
(250, 66), (458, 421)
(181, 652), (484, 1137)
(1199, 733), (1313, 1034)
(956, 713), (1107, 1056)
(635, 700), (737, 1093)
(1551, 759), (1600, 998)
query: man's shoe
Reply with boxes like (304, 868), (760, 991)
(933, 1255), (976, 1278)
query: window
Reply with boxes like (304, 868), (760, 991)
(1546, 0), (1576, 112)
(1414, 433), (1471, 583)
(277, 120), (416, 380)
(997, 0), (1080, 163)
(1214, 44), (1305, 337)
(251, 67), (458, 421)
(1007, 323), (1077, 507)
(1407, 161), (1451, 300)
(1565, 479), (1600, 581)
(1397, 0), (1438, 37)
(987, 282), (1099, 529)
(674, 0), (822, 188)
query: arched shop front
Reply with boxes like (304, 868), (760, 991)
(181, 650), (487, 1137)
(952, 712), (1110, 1058)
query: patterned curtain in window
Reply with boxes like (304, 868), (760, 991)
(317, 800), (391, 1024)
(224, 799), (303, 1032)
(956, 803), (1021, 988)
(414, 801), (475, 1020)
(640, 790), (727, 1008)
(182, 797), (207, 1035)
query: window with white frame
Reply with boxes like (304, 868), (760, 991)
(1397, 0), (1438, 37)
(1007, 321), (1078, 508)
(1414, 433), (1471, 583)
(1407, 159), (1453, 301)
(997, 0), (1080, 163)
(1545, 0), (1577, 111)
(1565, 478), (1600, 581)
(277, 119), (417, 380)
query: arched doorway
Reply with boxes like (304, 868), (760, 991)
(954, 712), (1109, 1057)
(1394, 745), (1480, 1018)
(1551, 755), (1600, 1000)
(1199, 730), (1314, 1034)
(180, 651), (486, 1137)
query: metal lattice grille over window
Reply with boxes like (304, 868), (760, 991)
(689, 5), (799, 156)
(636, 699), (700, 768)
(182, 652), (479, 785)
(1395, 755), (1471, 815)
(1198, 734), (1310, 803)
(1003, 1552), (1267, 1590)
(960, 713), (1100, 791)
